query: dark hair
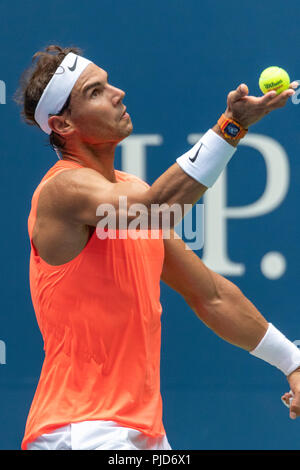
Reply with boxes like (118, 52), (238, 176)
(14, 44), (83, 155)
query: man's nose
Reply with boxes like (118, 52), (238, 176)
(111, 86), (125, 106)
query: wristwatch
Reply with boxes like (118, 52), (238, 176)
(218, 114), (248, 140)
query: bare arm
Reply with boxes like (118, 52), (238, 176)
(156, 81), (300, 414)
(160, 231), (268, 350)
(48, 84), (295, 228)
(161, 232), (300, 419)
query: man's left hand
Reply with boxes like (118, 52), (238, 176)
(282, 367), (300, 419)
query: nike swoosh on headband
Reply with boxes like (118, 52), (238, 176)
(189, 143), (203, 162)
(68, 56), (78, 72)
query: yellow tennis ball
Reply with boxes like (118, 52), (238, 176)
(259, 66), (290, 95)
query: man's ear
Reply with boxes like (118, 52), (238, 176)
(48, 114), (74, 136)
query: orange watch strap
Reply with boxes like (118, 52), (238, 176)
(218, 114), (248, 140)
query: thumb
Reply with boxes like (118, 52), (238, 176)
(238, 83), (249, 97)
(228, 83), (249, 104)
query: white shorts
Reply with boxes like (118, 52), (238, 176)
(26, 420), (172, 450)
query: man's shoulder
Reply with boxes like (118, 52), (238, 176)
(40, 164), (102, 193)
(36, 165), (150, 221)
(115, 169), (150, 188)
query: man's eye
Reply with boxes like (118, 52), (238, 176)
(91, 89), (100, 97)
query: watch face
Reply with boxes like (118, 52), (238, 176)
(225, 122), (240, 137)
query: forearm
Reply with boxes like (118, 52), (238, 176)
(161, 234), (300, 384)
(108, 125), (238, 229)
(146, 124), (237, 208)
(187, 275), (268, 351)
(147, 162), (206, 208)
(120, 82), (294, 218)
(146, 83), (291, 213)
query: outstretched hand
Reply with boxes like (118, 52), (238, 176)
(224, 81), (298, 129)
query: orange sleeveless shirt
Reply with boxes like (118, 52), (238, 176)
(22, 160), (166, 450)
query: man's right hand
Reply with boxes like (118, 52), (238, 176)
(224, 81), (298, 129)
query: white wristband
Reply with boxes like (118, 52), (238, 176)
(176, 129), (237, 187)
(250, 323), (300, 376)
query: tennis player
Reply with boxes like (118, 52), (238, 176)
(15, 45), (300, 450)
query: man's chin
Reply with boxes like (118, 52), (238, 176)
(127, 122), (133, 136)
(119, 122), (133, 140)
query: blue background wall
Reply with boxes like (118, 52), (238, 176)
(1, 0), (300, 450)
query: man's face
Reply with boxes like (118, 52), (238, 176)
(65, 63), (133, 144)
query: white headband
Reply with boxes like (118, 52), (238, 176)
(34, 52), (93, 135)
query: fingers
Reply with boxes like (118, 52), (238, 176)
(274, 89), (294, 108)
(290, 81), (299, 90)
(260, 90), (277, 104)
(281, 391), (294, 408)
(227, 83), (294, 113)
(225, 80), (296, 129)
(228, 81), (297, 107)
(289, 389), (300, 419)
(282, 389), (300, 419)
(261, 88), (295, 111)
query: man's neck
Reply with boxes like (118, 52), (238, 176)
(61, 141), (118, 183)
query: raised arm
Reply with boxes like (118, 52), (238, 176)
(45, 84), (296, 228)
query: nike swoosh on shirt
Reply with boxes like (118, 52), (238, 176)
(189, 143), (203, 162)
(68, 56), (78, 72)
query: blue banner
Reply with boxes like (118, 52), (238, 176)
(1, 0), (300, 450)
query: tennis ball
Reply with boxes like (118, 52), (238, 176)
(259, 66), (290, 95)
